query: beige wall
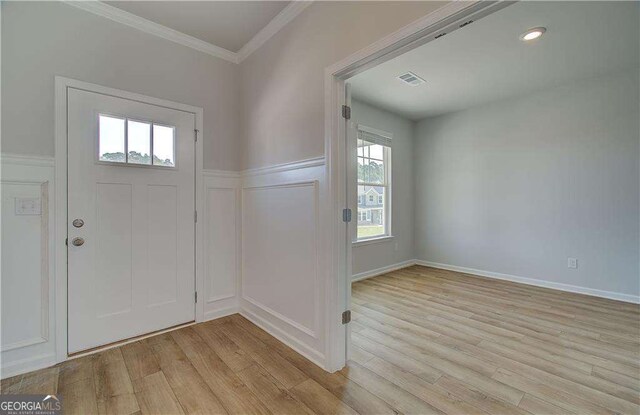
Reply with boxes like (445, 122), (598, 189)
(1, 1), (241, 171)
(239, 1), (449, 170)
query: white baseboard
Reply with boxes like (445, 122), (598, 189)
(1, 353), (57, 379)
(416, 260), (640, 304)
(203, 305), (239, 322)
(352, 259), (416, 282)
(239, 308), (326, 370)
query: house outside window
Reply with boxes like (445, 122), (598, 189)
(356, 125), (392, 241)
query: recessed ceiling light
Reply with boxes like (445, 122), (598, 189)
(520, 27), (546, 41)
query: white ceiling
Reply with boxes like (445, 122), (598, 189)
(105, 1), (290, 52)
(350, 1), (640, 120)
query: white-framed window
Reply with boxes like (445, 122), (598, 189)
(98, 114), (176, 167)
(356, 125), (392, 241)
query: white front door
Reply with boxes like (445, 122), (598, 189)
(67, 88), (196, 353)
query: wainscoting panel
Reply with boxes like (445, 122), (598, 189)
(203, 171), (241, 320)
(1, 154), (57, 378)
(240, 158), (326, 366)
(0, 158), (328, 377)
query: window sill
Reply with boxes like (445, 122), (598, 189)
(352, 235), (394, 247)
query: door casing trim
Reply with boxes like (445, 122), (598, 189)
(54, 76), (204, 363)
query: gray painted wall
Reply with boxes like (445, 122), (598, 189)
(1, 1), (241, 171)
(351, 100), (415, 277)
(239, 1), (449, 170)
(4, 2), (636, 298)
(414, 68), (640, 297)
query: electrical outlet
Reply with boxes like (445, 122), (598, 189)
(567, 257), (578, 269)
(15, 197), (41, 215)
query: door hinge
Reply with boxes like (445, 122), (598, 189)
(342, 105), (351, 120)
(342, 208), (352, 223)
(65, 238), (68, 246)
(194, 210), (198, 223)
(342, 310), (351, 324)
(194, 129), (199, 142)
(195, 292), (198, 303)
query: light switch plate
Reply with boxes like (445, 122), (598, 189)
(15, 197), (42, 215)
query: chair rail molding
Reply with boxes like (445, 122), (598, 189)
(203, 169), (242, 179)
(1, 153), (55, 167)
(242, 156), (325, 177)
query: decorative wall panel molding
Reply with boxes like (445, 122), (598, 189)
(1, 154), (57, 378)
(0, 157), (328, 379)
(202, 172), (242, 321)
(240, 160), (327, 367)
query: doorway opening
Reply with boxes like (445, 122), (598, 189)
(331, 2), (640, 412)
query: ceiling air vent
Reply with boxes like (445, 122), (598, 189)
(397, 72), (425, 86)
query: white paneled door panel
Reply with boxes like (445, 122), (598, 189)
(67, 88), (196, 353)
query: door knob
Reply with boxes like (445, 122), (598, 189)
(72, 237), (85, 247)
(72, 219), (84, 228)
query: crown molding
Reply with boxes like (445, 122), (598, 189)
(236, 1), (313, 63)
(63, 0), (314, 65)
(63, 0), (239, 63)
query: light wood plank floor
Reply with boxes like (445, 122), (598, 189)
(350, 266), (640, 415)
(2, 265), (639, 414)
